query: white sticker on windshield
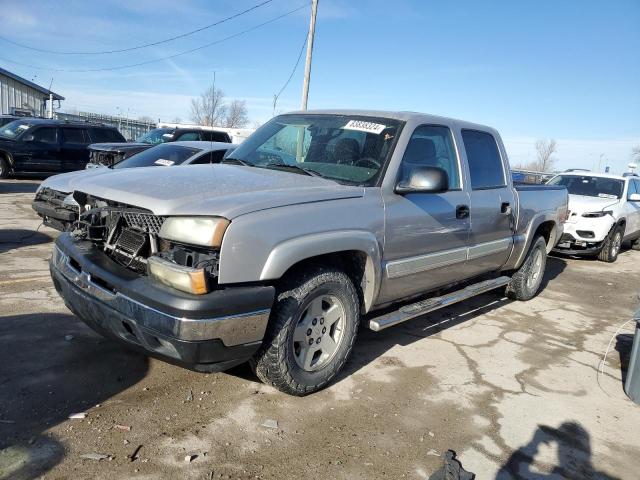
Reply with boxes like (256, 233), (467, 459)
(598, 193), (617, 199)
(342, 120), (386, 135)
(154, 159), (174, 166)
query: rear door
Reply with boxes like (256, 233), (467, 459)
(379, 124), (470, 303)
(61, 127), (91, 171)
(21, 126), (61, 172)
(460, 129), (514, 277)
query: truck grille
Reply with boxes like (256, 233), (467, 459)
(121, 211), (165, 234)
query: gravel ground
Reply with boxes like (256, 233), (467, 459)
(1, 178), (639, 480)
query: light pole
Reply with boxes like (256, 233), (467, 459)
(300, 0), (318, 110)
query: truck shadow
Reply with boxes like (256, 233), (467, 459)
(0, 313), (148, 480)
(340, 256), (566, 380)
(495, 421), (620, 479)
(0, 229), (53, 254)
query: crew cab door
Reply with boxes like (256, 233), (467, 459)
(460, 129), (515, 277)
(61, 127), (91, 171)
(379, 125), (470, 303)
(20, 126), (61, 172)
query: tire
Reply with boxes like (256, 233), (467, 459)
(631, 237), (640, 251)
(598, 226), (623, 263)
(252, 267), (360, 396)
(0, 156), (9, 179)
(506, 235), (547, 301)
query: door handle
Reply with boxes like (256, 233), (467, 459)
(501, 202), (512, 215)
(456, 204), (470, 219)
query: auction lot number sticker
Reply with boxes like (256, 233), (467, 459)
(343, 120), (386, 135)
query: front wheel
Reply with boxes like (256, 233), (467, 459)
(0, 156), (10, 179)
(506, 235), (547, 301)
(252, 267), (359, 396)
(598, 226), (623, 262)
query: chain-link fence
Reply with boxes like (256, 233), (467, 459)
(56, 111), (156, 141)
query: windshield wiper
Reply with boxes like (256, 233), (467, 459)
(222, 157), (254, 167)
(260, 162), (322, 177)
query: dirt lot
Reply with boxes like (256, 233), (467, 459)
(1, 178), (639, 480)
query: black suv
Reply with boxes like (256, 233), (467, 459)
(88, 126), (232, 167)
(0, 118), (125, 178)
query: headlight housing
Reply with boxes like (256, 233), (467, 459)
(148, 256), (208, 295)
(581, 210), (613, 218)
(159, 217), (230, 248)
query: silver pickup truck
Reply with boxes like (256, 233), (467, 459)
(49, 110), (568, 395)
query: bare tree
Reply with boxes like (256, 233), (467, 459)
(534, 139), (557, 172)
(171, 116), (182, 124)
(190, 85), (227, 126)
(224, 100), (249, 128)
(137, 115), (154, 124)
(632, 145), (640, 161)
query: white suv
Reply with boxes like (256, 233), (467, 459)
(548, 172), (640, 262)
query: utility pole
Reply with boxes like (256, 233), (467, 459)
(300, 0), (318, 110)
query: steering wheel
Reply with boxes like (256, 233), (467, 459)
(354, 157), (380, 169)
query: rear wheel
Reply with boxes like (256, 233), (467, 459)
(0, 156), (10, 178)
(252, 267), (359, 396)
(598, 226), (623, 263)
(506, 235), (547, 301)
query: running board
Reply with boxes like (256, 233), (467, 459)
(368, 276), (511, 332)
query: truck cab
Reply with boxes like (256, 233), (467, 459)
(49, 110), (568, 395)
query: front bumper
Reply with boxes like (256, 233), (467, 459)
(553, 233), (604, 256)
(32, 199), (77, 231)
(50, 234), (275, 372)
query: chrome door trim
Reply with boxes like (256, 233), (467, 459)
(385, 237), (513, 279)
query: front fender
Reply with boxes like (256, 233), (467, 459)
(259, 230), (382, 312)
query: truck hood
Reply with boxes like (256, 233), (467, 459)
(72, 164), (364, 218)
(568, 194), (619, 215)
(40, 168), (112, 194)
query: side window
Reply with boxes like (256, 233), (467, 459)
(176, 132), (200, 141)
(89, 128), (125, 143)
(190, 152), (213, 164)
(461, 129), (506, 189)
(203, 131), (230, 142)
(399, 125), (460, 189)
(628, 179), (639, 198)
(635, 180), (640, 197)
(62, 128), (87, 144)
(32, 127), (58, 144)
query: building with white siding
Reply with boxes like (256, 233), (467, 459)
(0, 67), (64, 117)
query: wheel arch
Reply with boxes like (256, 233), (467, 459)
(506, 213), (559, 270)
(259, 231), (382, 313)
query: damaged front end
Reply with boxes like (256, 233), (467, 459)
(32, 187), (80, 231)
(71, 192), (222, 294)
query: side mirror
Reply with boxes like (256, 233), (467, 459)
(395, 166), (449, 194)
(629, 193), (640, 202)
(22, 134), (35, 142)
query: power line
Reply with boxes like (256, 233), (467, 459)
(273, 29), (308, 111)
(0, 3), (310, 73)
(0, 0), (274, 55)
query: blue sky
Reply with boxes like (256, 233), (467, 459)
(1, 0), (638, 173)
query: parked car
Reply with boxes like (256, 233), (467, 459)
(0, 118), (125, 178)
(49, 110), (568, 395)
(548, 172), (640, 262)
(32, 141), (235, 231)
(87, 127), (233, 168)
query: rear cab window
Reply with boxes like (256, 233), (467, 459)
(461, 129), (506, 189)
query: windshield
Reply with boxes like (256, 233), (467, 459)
(227, 114), (403, 185)
(0, 120), (34, 139)
(548, 175), (624, 199)
(136, 128), (173, 145)
(114, 144), (202, 169)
